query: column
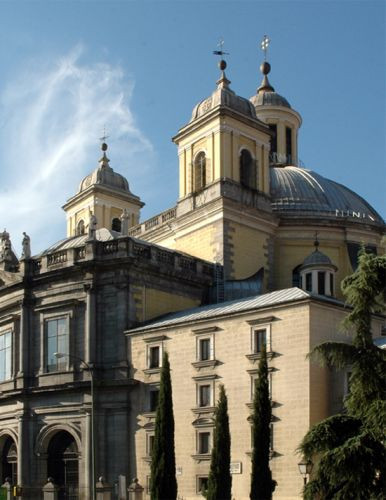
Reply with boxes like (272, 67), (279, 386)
(84, 283), (96, 365)
(18, 300), (29, 378)
(16, 413), (29, 488)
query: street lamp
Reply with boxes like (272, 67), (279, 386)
(54, 352), (96, 500)
(298, 459), (313, 486)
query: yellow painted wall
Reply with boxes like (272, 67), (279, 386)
(143, 288), (200, 322)
(175, 221), (222, 264)
(273, 238), (353, 300)
(228, 222), (270, 281)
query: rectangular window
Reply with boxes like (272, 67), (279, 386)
(197, 477), (209, 494)
(199, 338), (211, 361)
(269, 124), (277, 154)
(198, 432), (210, 454)
(330, 273), (334, 296)
(318, 271), (325, 295)
(286, 126), (292, 162)
(0, 330), (12, 381)
(198, 385), (211, 407)
(148, 345), (160, 369)
(253, 329), (267, 353)
(147, 433), (155, 456)
(251, 372), (272, 401)
(46, 318), (68, 372)
(149, 388), (159, 412)
(305, 272), (312, 292)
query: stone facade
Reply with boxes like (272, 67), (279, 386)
(127, 295), (384, 500)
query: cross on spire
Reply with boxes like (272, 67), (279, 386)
(261, 34), (270, 61)
(99, 125), (109, 144)
(213, 37), (229, 58)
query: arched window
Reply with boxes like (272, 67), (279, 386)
(47, 431), (79, 500)
(76, 220), (85, 236)
(240, 149), (256, 190)
(194, 152), (206, 193)
(1, 437), (17, 485)
(112, 218), (122, 232)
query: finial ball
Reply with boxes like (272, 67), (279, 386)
(260, 61), (271, 75)
(101, 142), (108, 152)
(218, 59), (227, 71)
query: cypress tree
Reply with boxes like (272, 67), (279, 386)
(250, 345), (276, 500)
(206, 384), (232, 500)
(150, 351), (177, 500)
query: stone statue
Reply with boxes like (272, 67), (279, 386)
(0, 230), (11, 261)
(120, 209), (130, 236)
(22, 232), (31, 259)
(88, 212), (98, 240)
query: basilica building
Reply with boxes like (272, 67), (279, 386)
(0, 50), (384, 500)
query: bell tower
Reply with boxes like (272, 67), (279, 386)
(62, 143), (144, 237)
(173, 58), (272, 201)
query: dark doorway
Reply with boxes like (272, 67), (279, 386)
(1, 437), (17, 485)
(47, 431), (79, 500)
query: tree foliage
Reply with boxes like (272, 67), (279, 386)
(299, 250), (386, 499)
(250, 345), (276, 500)
(206, 384), (232, 500)
(150, 351), (177, 500)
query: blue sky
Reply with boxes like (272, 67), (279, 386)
(0, 0), (385, 254)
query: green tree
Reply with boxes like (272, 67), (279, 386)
(150, 351), (177, 500)
(206, 384), (232, 500)
(299, 250), (386, 499)
(250, 345), (276, 500)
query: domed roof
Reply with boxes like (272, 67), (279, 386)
(250, 61), (291, 110)
(270, 166), (384, 226)
(251, 90), (291, 109)
(191, 62), (257, 122)
(78, 144), (131, 194)
(301, 249), (333, 268)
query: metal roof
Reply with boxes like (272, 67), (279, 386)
(270, 166), (384, 225)
(127, 287), (341, 334)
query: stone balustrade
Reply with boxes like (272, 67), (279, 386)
(30, 237), (215, 280)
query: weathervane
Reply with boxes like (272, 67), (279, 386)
(261, 34), (270, 61)
(99, 125), (109, 144)
(213, 38), (229, 59)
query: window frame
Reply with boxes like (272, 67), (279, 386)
(196, 334), (214, 362)
(251, 371), (272, 402)
(196, 476), (209, 494)
(0, 327), (13, 383)
(196, 430), (211, 455)
(251, 324), (271, 354)
(146, 343), (163, 370)
(146, 432), (155, 458)
(193, 151), (207, 193)
(197, 383), (212, 408)
(148, 385), (160, 413)
(40, 311), (72, 374)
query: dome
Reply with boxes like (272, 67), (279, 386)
(250, 90), (291, 109)
(270, 166), (384, 225)
(190, 66), (257, 122)
(300, 249), (333, 269)
(249, 61), (291, 109)
(78, 146), (131, 194)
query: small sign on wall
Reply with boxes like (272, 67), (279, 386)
(176, 466), (183, 475)
(230, 462), (242, 474)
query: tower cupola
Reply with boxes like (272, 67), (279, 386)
(250, 38), (302, 168)
(63, 142), (144, 237)
(299, 238), (337, 296)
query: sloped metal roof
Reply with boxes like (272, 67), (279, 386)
(270, 166), (384, 225)
(127, 287), (328, 333)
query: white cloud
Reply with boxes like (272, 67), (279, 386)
(0, 44), (154, 255)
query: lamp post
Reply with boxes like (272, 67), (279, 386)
(54, 352), (96, 500)
(298, 459), (313, 487)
